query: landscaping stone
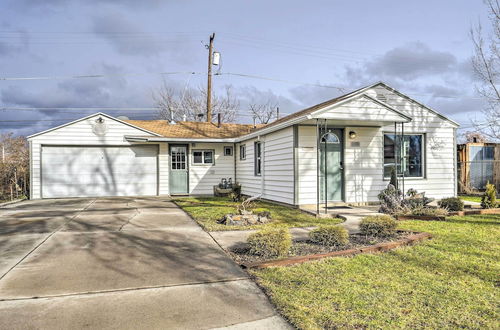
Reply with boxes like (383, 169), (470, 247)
(218, 212), (272, 226)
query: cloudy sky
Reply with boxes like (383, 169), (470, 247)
(0, 0), (492, 136)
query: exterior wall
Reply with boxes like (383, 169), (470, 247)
(297, 87), (457, 205)
(28, 114), (167, 199)
(369, 86), (457, 200)
(188, 143), (235, 195)
(236, 127), (294, 205)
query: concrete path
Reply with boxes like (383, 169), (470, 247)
(0, 197), (290, 329)
(211, 207), (381, 251)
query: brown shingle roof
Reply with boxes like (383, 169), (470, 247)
(125, 120), (266, 139)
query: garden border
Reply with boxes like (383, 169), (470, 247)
(396, 208), (500, 221)
(243, 230), (432, 269)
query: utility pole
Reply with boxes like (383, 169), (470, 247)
(206, 33), (215, 123)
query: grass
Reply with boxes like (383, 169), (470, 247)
(459, 194), (482, 203)
(251, 214), (500, 329)
(173, 197), (342, 231)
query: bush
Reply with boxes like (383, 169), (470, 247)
(309, 225), (349, 247)
(378, 184), (403, 214)
(410, 207), (448, 217)
(438, 197), (464, 211)
(360, 215), (398, 237)
(247, 227), (291, 258)
(481, 182), (498, 209)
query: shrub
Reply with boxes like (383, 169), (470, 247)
(411, 207), (448, 217)
(481, 182), (498, 209)
(360, 215), (398, 237)
(378, 184), (403, 214)
(309, 225), (349, 247)
(438, 197), (464, 211)
(247, 227), (291, 258)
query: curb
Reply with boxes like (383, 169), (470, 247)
(244, 231), (432, 269)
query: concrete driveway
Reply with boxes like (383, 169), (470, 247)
(0, 197), (289, 329)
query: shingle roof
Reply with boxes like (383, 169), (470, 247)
(124, 120), (266, 139)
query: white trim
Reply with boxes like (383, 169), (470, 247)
(27, 112), (162, 140)
(310, 94), (412, 122)
(375, 82), (460, 127)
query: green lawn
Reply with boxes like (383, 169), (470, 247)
(459, 195), (482, 203)
(173, 197), (341, 231)
(251, 214), (500, 329)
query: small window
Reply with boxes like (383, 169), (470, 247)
(192, 150), (214, 165)
(223, 146), (233, 156)
(239, 144), (246, 160)
(254, 141), (262, 176)
(321, 132), (340, 144)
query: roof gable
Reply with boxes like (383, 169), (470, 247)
(27, 113), (161, 140)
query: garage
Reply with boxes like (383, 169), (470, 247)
(41, 145), (158, 198)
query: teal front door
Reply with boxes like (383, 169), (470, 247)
(319, 129), (344, 202)
(169, 145), (189, 194)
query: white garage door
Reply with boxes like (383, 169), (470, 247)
(41, 145), (158, 198)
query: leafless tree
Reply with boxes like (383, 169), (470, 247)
(471, 0), (500, 140)
(0, 133), (29, 201)
(153, 81), (239, 123)
(249, 98), (279, 124)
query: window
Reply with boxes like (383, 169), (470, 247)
(321, 132), (340, 144)
(384, 134), (423, 178)
(223, 146), (233, 156)
(239, 144), (246, 160)
(254, 141), (262, 176)
(192, 150), (214, 165)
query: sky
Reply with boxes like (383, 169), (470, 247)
(0, 0), (492, 137)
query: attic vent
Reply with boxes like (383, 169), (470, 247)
(376, 93), (388, 103)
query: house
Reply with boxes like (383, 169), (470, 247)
(28, 82), (459, 211)
(457, 142), (500, 192)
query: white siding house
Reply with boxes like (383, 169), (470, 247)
(28, 82), (459, 213)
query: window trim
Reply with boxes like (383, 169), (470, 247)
(382, 132), (426, 180)
(223, 146), (233, 156)
(192, 149), (215, 165)
(239, 144), (246, 160)
(254, 141), (262, 176)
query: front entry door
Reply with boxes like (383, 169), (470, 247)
(169, 145), (189, 194)
(319, 128), (344, 202)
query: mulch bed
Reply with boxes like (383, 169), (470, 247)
(230, 231), (431, 268)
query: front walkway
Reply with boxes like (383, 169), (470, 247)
(0, 197), (290, 329)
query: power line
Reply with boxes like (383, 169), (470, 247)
(0, 71), (202, 81)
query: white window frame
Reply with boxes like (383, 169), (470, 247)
(192, 149), (215, 165)
(383, 133), (425, 180)
(239, 144), (246, 160)
(254, 141), (262, 176)
(223, 146), (233, 156)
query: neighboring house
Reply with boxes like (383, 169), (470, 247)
(28, 82), (459, 211)
(457, 142), (500, 192)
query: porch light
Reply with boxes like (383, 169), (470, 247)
(349, 131), (357, 139)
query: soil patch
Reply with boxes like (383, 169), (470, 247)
(230, 231), (415, 265)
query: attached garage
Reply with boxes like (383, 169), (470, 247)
(41, 145), (158, 198)
(28, 113), (166, 199)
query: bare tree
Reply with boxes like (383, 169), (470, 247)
(249, 98), (279, 124)
(153, 81), (239, 123)
(471, 0), (500, 140)
(0, 133), (29, 201)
